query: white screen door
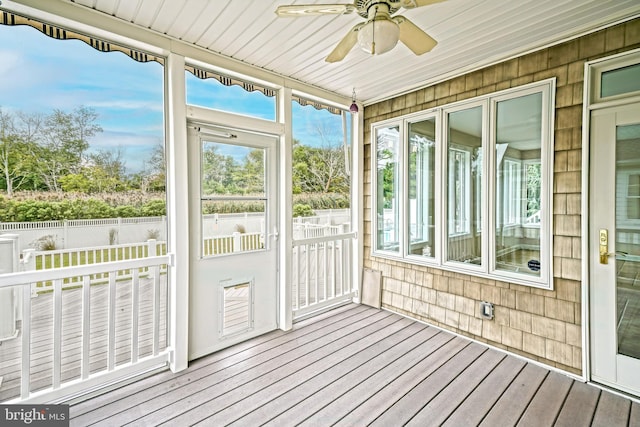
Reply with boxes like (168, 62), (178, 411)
(188, 125), (278, 360)
(590, 102), (640, 396)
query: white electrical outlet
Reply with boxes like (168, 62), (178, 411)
(479, 301), (494, 320)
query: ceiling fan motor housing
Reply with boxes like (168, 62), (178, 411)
(356, 0), (401, 18)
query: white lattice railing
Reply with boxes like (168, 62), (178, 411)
(0, 256), (171, 403)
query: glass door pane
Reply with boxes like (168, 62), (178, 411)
(616, 123), (640, 358)
(200, 140), (267, 257)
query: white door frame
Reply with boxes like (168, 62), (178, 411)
(583, 48), (640, 388)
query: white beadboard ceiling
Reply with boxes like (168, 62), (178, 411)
(60, 0), (640, 104)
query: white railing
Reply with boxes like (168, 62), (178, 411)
(21, 239), (167, 294)
(292, 231), (356, 318)
(202, 232), (263, 256)
(293, 223), (342, 240)
(0, 256), (171, 403)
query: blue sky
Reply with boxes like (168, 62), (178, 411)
(0, 23), (346, 174)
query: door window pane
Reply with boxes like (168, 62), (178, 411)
(408, 118), (436, 258)
(200, 140), (267, 257)
(446, 107), (482, 264)
(494, 93), (542, 276)
(376, 126), (400, 252)
(616, 123), (640, 358)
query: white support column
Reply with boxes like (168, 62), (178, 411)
(166, 51), (189, 373)
(352, 105), (364, 304)
(278, 87), (293, 331)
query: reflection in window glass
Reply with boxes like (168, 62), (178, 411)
(376, 126), (401, 252)
(494, 92), (542, 276)
(447, 107), (482, 264)
(408, 118), (436, 258)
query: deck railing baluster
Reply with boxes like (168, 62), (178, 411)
(53, 279), (63, 389)
(153, 265), (161, 356)
(81, 275), (91, 379)
(107, 271), (116, 371)
(131, 269), (140, 363)
(20, 284), (31, 400)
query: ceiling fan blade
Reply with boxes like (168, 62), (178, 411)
(394, 16), (437, 55)
(399, 0), (446, 8)
(325, 23), (362, 63)
(276, 4), (356, 17)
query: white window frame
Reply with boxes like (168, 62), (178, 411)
(372, 122), (403, 255)
(371, 79), (554, 289)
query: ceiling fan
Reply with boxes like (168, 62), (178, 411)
(275, 0), (444, 62)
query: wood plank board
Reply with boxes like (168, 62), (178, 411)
(63, 305), (640, 427)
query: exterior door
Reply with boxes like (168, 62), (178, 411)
(590, 102), (640, 396)
(188, 125), (278, 360)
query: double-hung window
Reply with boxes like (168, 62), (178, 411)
(371, 80), (554, 288)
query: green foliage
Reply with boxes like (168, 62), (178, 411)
(59, 173), (91, 193)
(0, 191), (166, 221)
(114, 205), (138, 218)
(293, 192), (349, 209)
(141, 199), (166, 216)
(293, 204), (314, 217)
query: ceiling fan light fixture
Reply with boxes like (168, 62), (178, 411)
(357, 18), (399, 55)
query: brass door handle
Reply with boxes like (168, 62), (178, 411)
(600, 251), (614, 264)
(599, 229), (611, 264)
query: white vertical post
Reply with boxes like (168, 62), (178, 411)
(233, 232), (242, 253)
(63, 219), (68, 249)
(278, 87), (294, 330)
(166, 52), (189, 373)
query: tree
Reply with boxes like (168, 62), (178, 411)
(201, 143), (237, 194)
(234, 148), (264, 194)
(0, 108), (41, 196)
(34, 106), (102, 192)
(85, 148), (128, 192)
(293, 140), (348, 194)
(135, 142), (166, 192)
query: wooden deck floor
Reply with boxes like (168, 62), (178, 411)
(69, 304), (640, 426)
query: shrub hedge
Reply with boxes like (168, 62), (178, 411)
(0, 191), (349, 222)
